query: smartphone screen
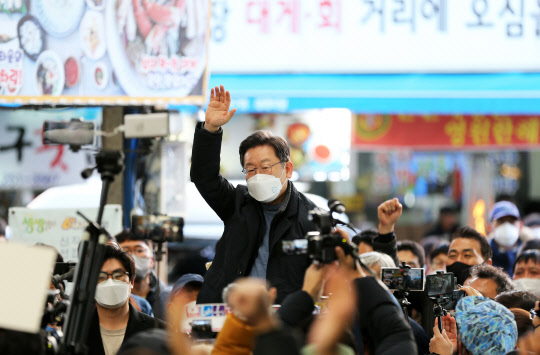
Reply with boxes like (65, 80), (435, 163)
(131, 215), (184, 242)
(426, 272), (455, 297)
(381, 267), (425, 291)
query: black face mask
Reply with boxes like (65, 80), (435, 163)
(446, 261), (473, 285)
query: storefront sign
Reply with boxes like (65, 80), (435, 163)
(353, 115), (540, 149)
(0, 0), (210, 105)
(0, 108), (101, 189)
(210, 0), (540, 73)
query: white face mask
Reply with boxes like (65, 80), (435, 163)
(95, 279), (130, 309)
(513, 278), (540, 297)
(246, 166), (285, 203)
(493, 222), (520, 248)
(133, 255), (151, 279)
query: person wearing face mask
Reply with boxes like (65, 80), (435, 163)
(191, 85), (319, 304)
(446, 226), (493, 286)
(86, 245), (165, 355)
(115, 230), (171, 320)
(488, 201), (523, 277)
(512, 249), (540, 297)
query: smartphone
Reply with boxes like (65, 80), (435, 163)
(381, 267), (425, 291)
(131, 215), (184, 243)
(425, 272), (456, 297)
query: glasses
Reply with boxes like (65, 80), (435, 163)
(121, 246), (149, 256)
(531, 308), (538, 320)
(98, 270), (129, 283)
(242, 162), (283, 177)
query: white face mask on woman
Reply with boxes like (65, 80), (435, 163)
(246, 165), (285, 203)
(94, 279), (130, 309)
(493, 222), (520, 248)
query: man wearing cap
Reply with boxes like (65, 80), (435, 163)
(169, 273), (204, 308)
(429, 296), (518, 355)
(489, 201), (523, 277)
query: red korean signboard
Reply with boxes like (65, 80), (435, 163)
(353, 115), (540, 150)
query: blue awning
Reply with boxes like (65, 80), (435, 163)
(205, 73), (540, 114)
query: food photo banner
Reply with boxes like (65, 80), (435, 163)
(353, 115), (540, 150)
(0, 0), (210, 105)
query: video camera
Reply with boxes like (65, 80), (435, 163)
(131, 215), (184, 244)
(426, 271), (466, 311)
(282, 201), (355, 264)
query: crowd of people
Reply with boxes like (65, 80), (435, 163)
(1, 86), (540, 354)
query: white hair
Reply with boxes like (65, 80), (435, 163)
(360, 251), (396, 269)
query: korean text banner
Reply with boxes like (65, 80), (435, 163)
(353, 115), (540, 150)
(210, 0), (540, 73)
(0, 0), (210, 105)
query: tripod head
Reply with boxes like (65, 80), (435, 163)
(81, 150), (124, 182)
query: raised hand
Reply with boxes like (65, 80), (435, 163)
(429, 320), (454, 355)
(204, 85), (237, 132)
(377, 198), (402, 234)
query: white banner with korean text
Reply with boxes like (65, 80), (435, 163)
(8, 205), (123, 261)
(209, 0), (540, 73)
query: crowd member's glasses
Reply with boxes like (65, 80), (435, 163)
(531, 308), (538, 320)
(121, 246), (148, 256)
(98, 270), (129, 283)
(242, 162), (283, 178)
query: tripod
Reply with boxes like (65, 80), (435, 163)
(59, 150), (124, 355)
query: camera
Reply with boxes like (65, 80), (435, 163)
(381, 267), (425, 291)
(42, 118), (95, 149)
(426, 271), (466, 311)
(131, 214), (184, 243)
(282, 205), (354, 264)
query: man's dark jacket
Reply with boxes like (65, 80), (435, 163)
(86, 303), (165, 355)
(191, 122), (317, 304)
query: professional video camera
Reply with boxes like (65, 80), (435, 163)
(426, 271), (466, 331)
(282, 200), (356, 264)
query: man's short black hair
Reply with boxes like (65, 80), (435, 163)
(518, 239), (540, 256)
(429, 242), (449, 263)
(238, 130), (290, 167)
(513, 249), (540, 274)
(450, 226), (493, 261)
(470, 264), (515, 296)
(115, 228), (151, 248)
(352, 229), (378, 248)
(103, 245), (136, 283)
(440, 206), (457, 215)
(495, 290), (540, 311)
(397, 240), (425, 267)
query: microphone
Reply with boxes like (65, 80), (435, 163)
(43, 128), (94, 146)
(328, 199), (346, 214)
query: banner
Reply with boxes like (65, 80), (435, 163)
(0, 0), (210, 105)
(8, 205), (123, 261)
(209, 0), (540, 73)
(353, 115), (540, 149)
(0, 107), (101, 189)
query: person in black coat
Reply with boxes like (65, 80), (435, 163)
(191, 85), (318, 304)
(85, 245), (164, 355)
